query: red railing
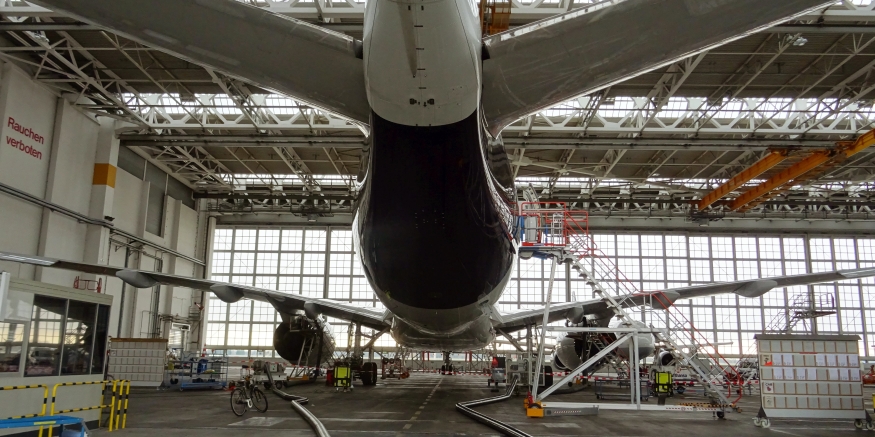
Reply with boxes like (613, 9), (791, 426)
(73, 276), (102, 293)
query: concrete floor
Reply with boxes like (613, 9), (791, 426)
(91, 373), (875, 436)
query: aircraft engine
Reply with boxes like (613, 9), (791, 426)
(551, 335), (584, 371)
(653, 350), (677, 371)
(273, 315), (335, 367)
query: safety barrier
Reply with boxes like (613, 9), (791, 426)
(0, 384), (49, 419)
(113, 379), (131, 430)
(38, 379), (130, 437)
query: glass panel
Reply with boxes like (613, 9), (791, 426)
(0, 322), (25, 373)
(758, 238), (781, 259)
(281, 229), (304, 251)
(213, 229), (233, 251)
(206, 323), (226, 346)
(251, 324), (274, 347)
(211, 251), (231, 274)
(255, 253), (278, 275)
(810, 238), (832, 260)
(664, 235), (686, 258)
(640, 235), (663, 257)
(226, 324), (250, 346)
(61, 301), (96, 375)
(331, 229), (353, 252)
(234, 229), (257, 251)
(711, 237), (733, 258)
(208, 298), (227, 321)
(783, 238), (806, 260)
(304, 229), (327, 251)
(302, 253), (325, 275)
(26, 295), (66, 377)
(228, 300), (251, 322)
(279, 253), (301, 275)
(252, 301), (275, 322)
(258, 229), (280, 251)
(90, 305), (110, 375)
(329, 254), (351, 275)
(689, 237), (709, 258)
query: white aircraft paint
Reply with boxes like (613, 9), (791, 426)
(363, 0), (482, 127)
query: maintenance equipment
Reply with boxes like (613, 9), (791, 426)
(456, 375), (532, 437)
(263, 371), (330, 437)
(333, 364), (352, 392)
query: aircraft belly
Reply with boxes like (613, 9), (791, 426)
(355, 110), (515, 317)
(390, 312), (495, 350)
(363, 0), (481, 127)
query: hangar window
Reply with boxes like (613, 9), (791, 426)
(0, 322), (25, 373)
(203, 228), (875, 357)
(23, 296), (109, 377)
(61, 300), (97, 376)
(25, 296), (65, 376)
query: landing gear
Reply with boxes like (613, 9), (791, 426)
(441, 351), (454, 375)
(361, 362), (378, 386)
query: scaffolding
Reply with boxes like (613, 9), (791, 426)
(517, 202), (740, 417)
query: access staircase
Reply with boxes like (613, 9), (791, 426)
(519, 202), (741, 409)
(765, 291), (837, 333)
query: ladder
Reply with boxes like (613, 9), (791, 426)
(517, 202), (739, 408)
(570, 257), (734, 408)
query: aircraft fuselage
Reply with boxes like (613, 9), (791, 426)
(354, 0), (516, 350)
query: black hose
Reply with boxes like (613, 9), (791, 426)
(455, 375), (533, 437)
(264, 370), (330, 437)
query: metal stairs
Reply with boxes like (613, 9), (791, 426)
(765, 292), (837, 333)
(516, 201), (741, 409)
(569, 257), (734, 407)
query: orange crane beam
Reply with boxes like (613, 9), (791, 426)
(729, 152), (831, 211)
(729, 128), (875, 212)
(696, 150), (787, 211)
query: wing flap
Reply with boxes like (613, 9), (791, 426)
(481, 0), (833, 135)
(28, 0), (370, 125)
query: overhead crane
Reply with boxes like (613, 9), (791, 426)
(696, 128), (875, 213)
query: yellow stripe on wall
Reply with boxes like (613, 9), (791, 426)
(92, 163), (117, 188)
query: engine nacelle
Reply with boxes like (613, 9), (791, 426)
(273, 316), (335, 367)
(552, 335), (584, 371)
(652, 350), (677, 372)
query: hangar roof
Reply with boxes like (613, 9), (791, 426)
(2, 0), (875, 222)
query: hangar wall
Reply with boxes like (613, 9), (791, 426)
(0, 61), (208, 348)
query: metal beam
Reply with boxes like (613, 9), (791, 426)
(729, 152), (832, 211)
(733, 129), (875, 211)
(696, 151), (788, 210)
(121, 136), (838, 151)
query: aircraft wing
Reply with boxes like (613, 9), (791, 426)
(494, 267), (875, 333)
(27, 0), (370, 125)
(652, 267), (875, 302)
(0, 252), (389, 330)
(480, 0), (833, 135)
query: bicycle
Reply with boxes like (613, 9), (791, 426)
(231, 366), (269, 416)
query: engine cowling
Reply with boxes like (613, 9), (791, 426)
(273, 316), (335, 367)
(552, 335), (584, 371)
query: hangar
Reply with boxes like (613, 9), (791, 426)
(0, 0), (874, 435)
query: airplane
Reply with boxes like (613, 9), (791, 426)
(0, 0), (847, 384)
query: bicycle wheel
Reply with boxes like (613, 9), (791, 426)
(230, 387), (248, 416)
(252, 387), (269, 412)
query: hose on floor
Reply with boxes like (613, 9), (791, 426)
(455, 375), (533, 437)
(264, 370), (330, 437)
